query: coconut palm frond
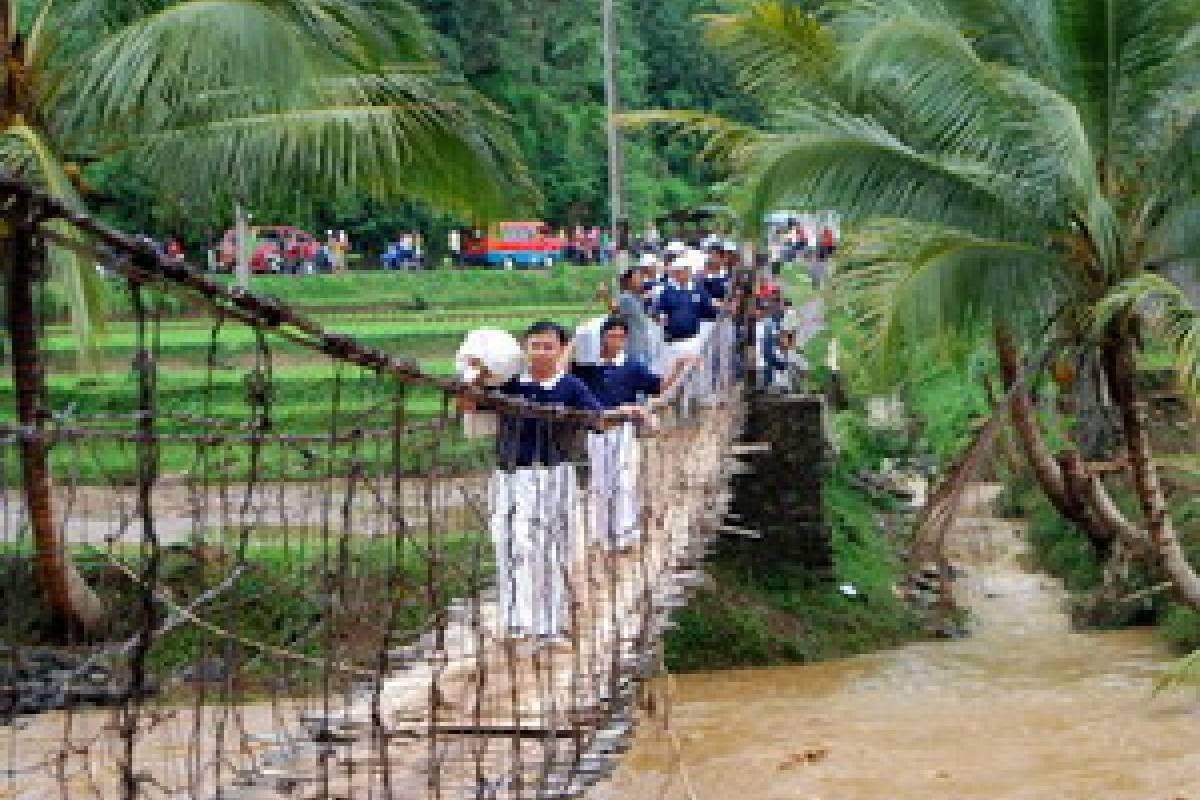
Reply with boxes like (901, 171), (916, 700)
(941, 0), (1069, 90)
(135, 98), (530, 219)
(738, 102), (1052, 240)
(1064, 0), (1200, 168)
(1144, 196), (1200, 265)
(53, 0), (325, 136)
(1091, 272), (1200, 400)
(0, 123), (106, 357)
(1149, 100), (1200, 207)
(701, 1), (835, 99)
(616, 110), (761, 168)
(825, 5), (1118, 270)
(834, 219), (1061, 372)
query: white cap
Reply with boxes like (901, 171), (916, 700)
(672, 248), (706, 273)
(723, 240), (739, 252)
(665, 240), (686, 255)
(639, 252), (662, 269)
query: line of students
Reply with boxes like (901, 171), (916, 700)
(465, 260), (729, 647)
(611, 242), (737, 375)
(463, 313), (707, 649)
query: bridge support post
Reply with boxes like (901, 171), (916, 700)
(729, 393), (834, 571)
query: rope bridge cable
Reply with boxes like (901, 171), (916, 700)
(0, 175), (747, 800)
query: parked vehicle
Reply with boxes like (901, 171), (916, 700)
(462, 222), (565, 269)
(216, 226), (321, 273)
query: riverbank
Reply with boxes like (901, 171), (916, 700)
(1001, 369), (1200, 654)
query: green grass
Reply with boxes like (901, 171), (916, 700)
(1, 533), (492, 690)
(2, 351), (495, 483)
(45, 266), (613, 322)
(17, 276), (611, 483)
(41, 310), (599, 365)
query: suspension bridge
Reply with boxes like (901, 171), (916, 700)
(0, 178), (759, 799)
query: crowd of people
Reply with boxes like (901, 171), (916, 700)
(455, 236), (824, 647)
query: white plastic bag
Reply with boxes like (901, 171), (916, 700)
(456, 329), (524, 438)
(455, 329), (524, 386)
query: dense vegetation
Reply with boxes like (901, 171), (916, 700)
(84, 0), (759, 258)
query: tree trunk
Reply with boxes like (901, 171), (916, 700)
(4, 217), (105, 633)
(1058, 449), (1147, 554)
(982, 374), (1025, 479)
(1105, 333), (1200, 609)
(994, 328), (1101, 539)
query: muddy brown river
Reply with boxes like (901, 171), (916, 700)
(597, 486), (1200, 800)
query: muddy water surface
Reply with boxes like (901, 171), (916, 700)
(598, 488), (1200, 800)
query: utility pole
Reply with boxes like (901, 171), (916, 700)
(235, 203), (251, 288)
(602, 0), (626, 269)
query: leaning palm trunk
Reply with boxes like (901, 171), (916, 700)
(4, 226), (105, 632)
(1106, 334), (1200, 610)
(1057, 449), (1149, 552)
(982, 374), (1026, 479)
(994, 328), (1105, 542)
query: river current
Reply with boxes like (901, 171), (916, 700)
(597, 485), (1200, 800)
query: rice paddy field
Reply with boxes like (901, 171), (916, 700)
(8, 267), (614, 482)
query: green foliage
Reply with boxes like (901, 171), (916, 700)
(680, 0), (1200, 411)
(665, 546), (919, 672)
(5, 0), (531, 350)
(85, 0), (759, 239)
(1160, 607), (1200, 655)
(1024, 490), (1104, 593)
(2, 535), (491, 689)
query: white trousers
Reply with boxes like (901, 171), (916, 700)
(667, 325), (716, 405)
(587, 425), (641, 551)
(488, 465), (578, 637)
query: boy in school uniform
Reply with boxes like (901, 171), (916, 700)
(654, 253), (719, 406)
(572, 317), (662, 553)
(464, 321), (603, 644)
(654, 253), (718, 363)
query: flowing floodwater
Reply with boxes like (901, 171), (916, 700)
(597, 485), (1200, 800)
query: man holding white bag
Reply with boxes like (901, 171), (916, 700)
(460, 322), (602, 647)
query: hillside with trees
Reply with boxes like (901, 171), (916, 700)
(83, 0), (759, 257)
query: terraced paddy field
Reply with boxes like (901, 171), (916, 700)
(12, 268), (612, 482)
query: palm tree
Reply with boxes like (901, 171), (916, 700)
(633, 0), (1200, 606)
(1, 0), (529, 630)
